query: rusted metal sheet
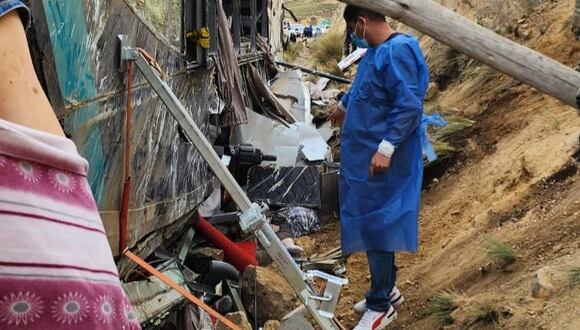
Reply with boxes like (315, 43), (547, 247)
(30, 0), (215, 258)
(216, 0), (249, 127)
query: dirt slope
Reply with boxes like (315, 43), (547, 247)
(297, 0), (580, 329)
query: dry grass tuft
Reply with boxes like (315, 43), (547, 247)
(310, 31), (344, 75)
(284, 42), (304, 62)
(470, 303), (502, 326)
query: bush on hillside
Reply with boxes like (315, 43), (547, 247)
(310, 31), (344, 75)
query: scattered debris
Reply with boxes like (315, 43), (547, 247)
(123, 260), (189, 324)
(215, 0), (248, 126)
(189, 247), (225, 262)
(215, 311), (253, 330)
(297, 246), (345, 275)
(198, 260), (241, 288)
(247, 166), (321, 208)
(320, 163), (340, 217)
(279, 306), (316, 330)
(237, 110), (331, 166)
(338, 48), (367, 71)
(193, 216), (258, 272)
(215, 144), (278, 184)
(181, 305), (214, 330)
(276, 206), (321, 238)
(263, 320), (282, 330)
(245, 64), (296, 125)
(241, 266), (297, 326)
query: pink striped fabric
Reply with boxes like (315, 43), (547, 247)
(0, 119), (140, 329)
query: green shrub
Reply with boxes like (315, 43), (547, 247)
(568, 267), (580, 287)
(484, 238), (518, 266)
(429, 291), (459, 325)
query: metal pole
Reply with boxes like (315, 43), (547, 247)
(276, 61), (352, 84)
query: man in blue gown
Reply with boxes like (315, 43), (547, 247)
(330, 5), (429, 330)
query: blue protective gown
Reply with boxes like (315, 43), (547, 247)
(339, 34), (429, 254)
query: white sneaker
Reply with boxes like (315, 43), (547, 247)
(353, 306), (397, 330)
(354, 286), (404, 314)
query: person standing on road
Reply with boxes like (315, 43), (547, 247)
(330, 5), (429, 330)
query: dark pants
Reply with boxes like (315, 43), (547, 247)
(365, 251), (397, 312)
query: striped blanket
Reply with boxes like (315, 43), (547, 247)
(0, 119), (140, 329)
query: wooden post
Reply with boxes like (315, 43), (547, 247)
(342, 0), (580, 109)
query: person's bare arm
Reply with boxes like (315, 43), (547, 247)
(0, 11), (64, 136)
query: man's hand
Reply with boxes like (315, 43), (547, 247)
(369, 152), (391, 177)
(330, 107), (345, 127)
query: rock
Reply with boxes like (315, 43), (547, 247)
(520, 29), (532, 39)
(320, 89), (341, 101)
(241, 266), (296, 326)
(532, 264), (571, 300)
(215, 311), (252, 330)
(264, 320), (281, 330)
(426, 82), (440, 101)
(531, 267), (561, 300)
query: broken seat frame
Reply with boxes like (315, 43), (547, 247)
(118, 35), (346, 330)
